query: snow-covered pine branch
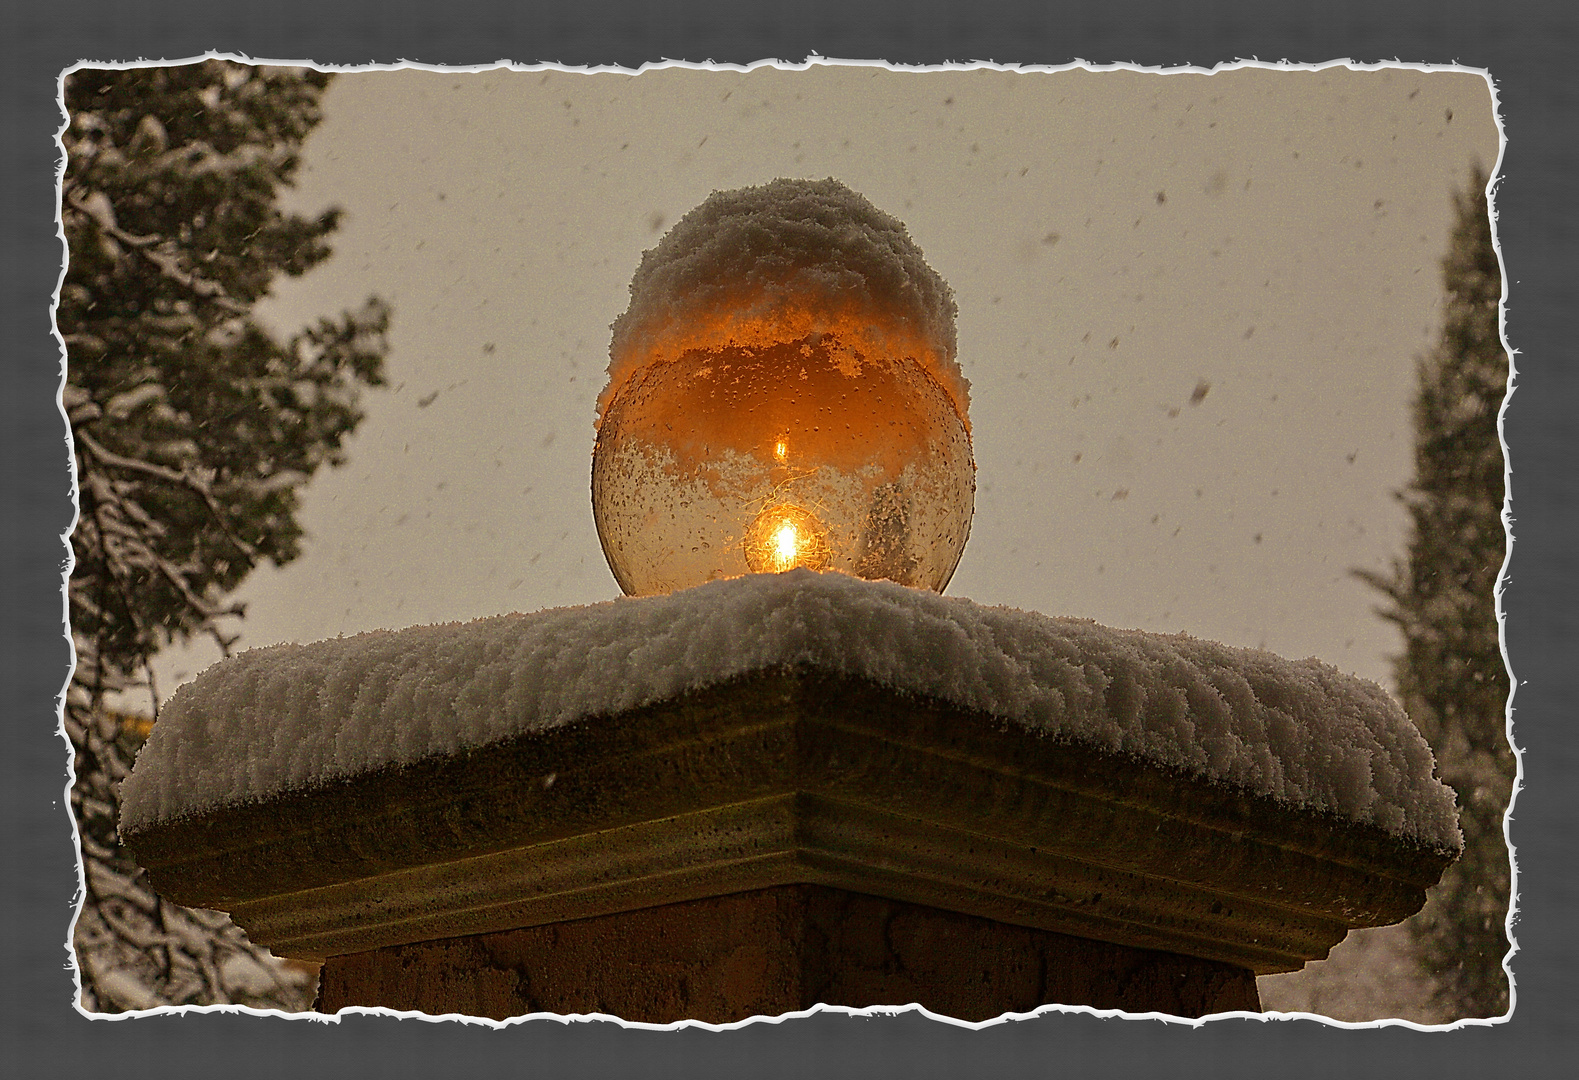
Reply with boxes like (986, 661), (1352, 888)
(61, 59), (392, 1013)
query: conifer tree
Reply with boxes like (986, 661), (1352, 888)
(1357, 163), (1513, 1018)
(60, 60), (391, 1011)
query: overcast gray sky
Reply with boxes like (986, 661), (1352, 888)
(144, 61), (1501, 706)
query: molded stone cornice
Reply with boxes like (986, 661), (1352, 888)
(124, 665), (1455, 973)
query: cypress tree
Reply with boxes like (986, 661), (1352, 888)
(1357, 162), (1514, 1018)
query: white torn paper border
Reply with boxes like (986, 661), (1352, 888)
(62, 54), (1512, 1027)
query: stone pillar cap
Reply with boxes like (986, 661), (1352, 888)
(121, 573), (1459, 972)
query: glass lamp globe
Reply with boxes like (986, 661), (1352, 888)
(592, 178), (975, 596)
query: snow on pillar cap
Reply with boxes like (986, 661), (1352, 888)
(120, 571), (1459, 851)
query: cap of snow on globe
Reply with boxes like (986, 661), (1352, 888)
(592, 177), (976, 596)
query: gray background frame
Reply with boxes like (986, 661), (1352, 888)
(4, 1), (1572, 1076)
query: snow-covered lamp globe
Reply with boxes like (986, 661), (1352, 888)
(592, 178), (975, 596)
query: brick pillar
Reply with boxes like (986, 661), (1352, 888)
(317, 885), (1261, 1022)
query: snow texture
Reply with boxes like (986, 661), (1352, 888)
(601, 177), (967, 422)
(120, 571), (1459, 849)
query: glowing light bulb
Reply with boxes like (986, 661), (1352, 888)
(774, 522), (798, 563)
(744, 504), (830, 574)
